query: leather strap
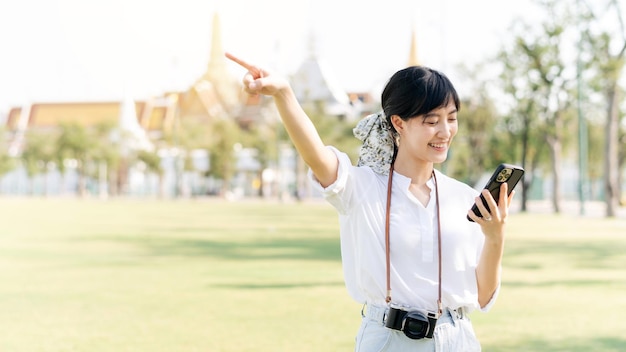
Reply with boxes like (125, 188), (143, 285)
(433, 171), (443, 316)
(385, 161), (394, 303)
(385, 164), (443, 317)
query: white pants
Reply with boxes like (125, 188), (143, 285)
(355, 304), (482, 352)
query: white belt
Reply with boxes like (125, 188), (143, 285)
(362, 303), (467, 324)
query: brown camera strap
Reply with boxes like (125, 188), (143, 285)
(385, 162), (443, 317)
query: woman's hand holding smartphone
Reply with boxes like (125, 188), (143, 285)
(467, 163), (525, 222)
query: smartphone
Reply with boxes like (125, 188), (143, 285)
(467, 163), (525, 222)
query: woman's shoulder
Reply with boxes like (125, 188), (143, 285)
(351, 164), (389, 189)
(323, 146), (388, 192)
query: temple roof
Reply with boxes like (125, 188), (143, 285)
(2, 10), (421, 143)
(291, 55), (353, 118)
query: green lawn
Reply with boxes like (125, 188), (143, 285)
(0, 198), (624, 351)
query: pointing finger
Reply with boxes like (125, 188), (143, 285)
(224, 52), (251, 69)
(225, 52), (263, 78)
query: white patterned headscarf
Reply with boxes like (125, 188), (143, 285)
(353, 111), (397, 175)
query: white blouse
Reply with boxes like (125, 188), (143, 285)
(308, 147), (499, 313)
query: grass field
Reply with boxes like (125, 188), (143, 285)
(0, 198), (625, 351)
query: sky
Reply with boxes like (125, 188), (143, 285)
(0, 0), (598, 116)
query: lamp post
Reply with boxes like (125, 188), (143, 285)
(576, 0), (589, 215)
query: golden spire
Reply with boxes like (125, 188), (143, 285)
(206, 11), (227, 81)
(193, 10), (240, 114)
(407, 25), (420, 67)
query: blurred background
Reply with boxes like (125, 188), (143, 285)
(0, 0), (624, 217)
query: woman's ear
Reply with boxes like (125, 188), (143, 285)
(390, 115), (404, 134)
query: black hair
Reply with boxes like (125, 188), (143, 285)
(381, 66), (460, 131)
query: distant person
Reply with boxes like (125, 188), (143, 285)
(226, 52), (515, 351)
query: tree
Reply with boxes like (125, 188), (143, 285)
(0, 152), (15, 190)
(498, 39), (547, 212)
(56, 122), (95, 197)
(137, 149), (165, 198)
(207, 118), (240, 196)
(586, 120), (608, 199)
(163, 118), (212, 197)
(580, 0), (626, 216)
(618, 126), (626, 206)
(20, 130), (57, 195)
(497, 1), (578, 213)
(0, 128), (16, 192)
(447, 64), (502, 188)
(88, 121), (121, 197)
(239, 122), (279, 197)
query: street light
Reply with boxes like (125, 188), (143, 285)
(577, 0), (589, 215)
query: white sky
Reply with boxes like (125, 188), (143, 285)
(0, 0), (607, 116)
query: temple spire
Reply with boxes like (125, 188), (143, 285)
(206, 11), (227, 82)
(407, 25), (420, 67)
(197, 10), (240, 112)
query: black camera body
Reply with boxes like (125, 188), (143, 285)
(385, 307), (438, 339)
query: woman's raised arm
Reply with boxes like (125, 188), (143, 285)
(225, 52), (338, 187)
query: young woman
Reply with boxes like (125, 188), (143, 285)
(226, 52), (514, 351)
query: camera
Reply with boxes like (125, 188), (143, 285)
(385, 307), (438, 339)
(495, 167), (513, 182)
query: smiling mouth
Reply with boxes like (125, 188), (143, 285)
(429, 143), (447, 149)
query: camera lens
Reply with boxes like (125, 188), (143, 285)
(403, 312), (429, 339)
(496, 169), (512, 182)
(407, 319), (427, 333)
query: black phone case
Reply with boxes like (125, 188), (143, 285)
(467, 163), (525, 222)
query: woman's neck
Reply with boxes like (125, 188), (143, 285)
(392, 156), (434, 186)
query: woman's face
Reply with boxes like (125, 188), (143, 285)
(395, 101), (458, 165)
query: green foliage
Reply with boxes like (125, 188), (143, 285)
(305, 104), (361, 164)
(208, 118), (240, 184)
(0, 150), (15, 177)
(578, 0), (626, 213)
(55, 121), (126, 191)
(20, 130), (58, 194)
(88, 121), (121, 179)
(137, 149), (163, 175)
(163, 119), (215, 175)
(239, 122), (279, 168)
(586, 121), (606, 180)
(169, 118), (212, 151)
(495, 1), (583, 211)
(618, 128), (626, 169)
(56, 122), (94, 170)
(445, 65), (501, 185)
(0, 128), (16, 177)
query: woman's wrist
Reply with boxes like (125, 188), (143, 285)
(273, 84), (294, 100)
